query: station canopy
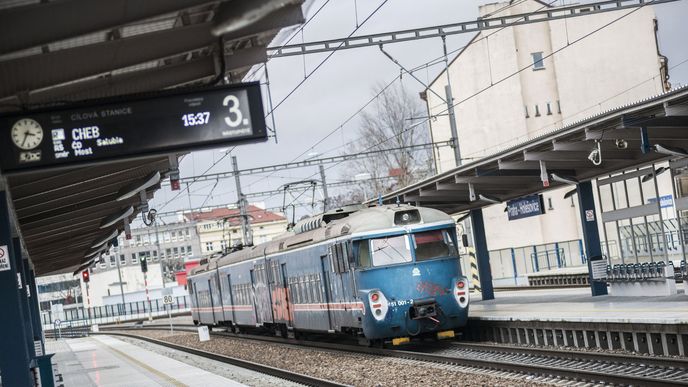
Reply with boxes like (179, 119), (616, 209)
(0, 0), (306, 275)
(379, 87), (688, 214)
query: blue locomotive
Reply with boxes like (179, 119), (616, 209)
(188, 204), (469, 345)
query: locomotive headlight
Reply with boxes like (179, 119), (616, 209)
(402, 213), (410, 222)
(453, 277), (469, 308)
(368, 290), (389, 321)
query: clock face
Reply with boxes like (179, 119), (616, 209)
(11, 118), (44, 150)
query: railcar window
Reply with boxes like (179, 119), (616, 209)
(371, 235), (412, 267)
(356, 240), (372, 268)
(413, 230), (459, 262)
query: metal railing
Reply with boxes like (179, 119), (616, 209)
(40, 295), (191, 329)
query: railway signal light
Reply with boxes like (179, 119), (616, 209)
(82, 270), (90, 283)
(140, 256), (148, 273)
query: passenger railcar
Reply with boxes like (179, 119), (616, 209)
(188, 204), (470, 344)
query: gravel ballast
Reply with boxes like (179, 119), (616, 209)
(121, 330), (555, 386)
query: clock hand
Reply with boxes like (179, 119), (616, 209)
(21, 132), (29, 147)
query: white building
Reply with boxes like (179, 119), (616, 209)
(425, 0), (673, 284)
(77, 221), (201, 306)
(186, 205), (289, 256)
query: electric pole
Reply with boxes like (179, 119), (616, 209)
(319, 164), (329, 211)
(232, 156), (252, 246)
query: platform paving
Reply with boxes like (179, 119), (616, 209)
(469, 285), (688, 324)
(46, 335), (244, 386)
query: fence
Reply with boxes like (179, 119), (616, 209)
(41, 295), (191, 330)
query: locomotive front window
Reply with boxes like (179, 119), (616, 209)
(371, 235), (412, 267)
(355, 240), (372, 268)
(413, 229), (458, 262)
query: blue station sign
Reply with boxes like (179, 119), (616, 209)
(506, 194), (545, 221)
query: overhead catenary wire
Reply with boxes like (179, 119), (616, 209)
(281, 0), (663, 205)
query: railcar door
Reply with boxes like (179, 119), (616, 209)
(226, 274), (237, 324)
(320, 255), (335, 331)
(270, 260), (292, 327)
(252, 263), (273, 325)
(207, 279), (216, 324)
(249, 269), (262, 325)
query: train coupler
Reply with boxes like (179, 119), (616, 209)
(437, 330), (455, 340)
(392, 337), (410, 346)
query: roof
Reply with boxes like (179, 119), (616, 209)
(185, 205), (286, 225)
(0, 1), (305, 275)
(378, 86), (688, 214)
(190, 204), (454, 275)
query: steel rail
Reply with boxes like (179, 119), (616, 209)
(103, 325), (688, 386)
(95, 331), (349, 387)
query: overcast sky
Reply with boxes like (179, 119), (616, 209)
(149, 0), (688, 223)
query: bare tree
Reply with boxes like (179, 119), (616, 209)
(340, 84), (433, 202)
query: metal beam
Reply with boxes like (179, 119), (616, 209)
(0, 22), (216, 99)
(23, 47), (265, 104)
(621, 115), (688, 128)
(585, 127), (688, 141)
(267, 0), (678, 57)
(168, 141), (452, 185)
(523, 150), (642, 161)
(454, 175), (540, 184)
(498, 160), (601, 170)
(0, 0), (218, 54)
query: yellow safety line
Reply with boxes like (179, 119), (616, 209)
(93, 337), (188, 387)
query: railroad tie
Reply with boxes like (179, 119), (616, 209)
(469, 248), (481, 292)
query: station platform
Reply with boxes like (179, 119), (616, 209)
(470, 285), (688, 324)
(45, 335), (243, 386)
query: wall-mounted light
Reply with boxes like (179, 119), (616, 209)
(478, 194), (501, 204)
(116, 172), (160, 201)
(91, 230), (119, 249)
(212, 0), (283, 36)
(641, 166), (669, 183)
(100, 206), (134, 229)
(563, 188), (577, 199)
(550, 173), (579, 185)
(654, 144), (688, 158)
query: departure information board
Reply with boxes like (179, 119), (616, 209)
(0, 82), (267, 173)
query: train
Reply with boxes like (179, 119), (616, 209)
(188, 204), (470, 345)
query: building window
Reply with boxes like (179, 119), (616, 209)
(185, 229), (190, 238)
(203, 224), (212, 230)
(173, 247), (179, 258)
(557, 100), (562, 114)
(135, 235), (141, 246)
(524, 105), (530, 118)
(546, 102), (552, 115)
(109, 255), (116, 268)
(187, 246), (193, 257)
(165, 248), (171, 259)
(143, 235), (150, 245)
(220, 240), (227, 252)
(119, 254), (126, 265)
(535, 104), (541, 117)
(131, 253), (138, 264)
(531, 52), (545, 70)
(164, 232), (171, 243)
(180, 246), (186, 256)
(153, 250), (158, 261)
(205, 242), (214, 252)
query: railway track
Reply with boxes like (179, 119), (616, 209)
(102, 324), (688, 386)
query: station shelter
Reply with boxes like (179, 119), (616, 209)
(0, 1), (306, 385)
(378, 87), (688, 300)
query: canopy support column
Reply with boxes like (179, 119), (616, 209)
(470, 208), (494, 300)
(576, 181), (608, 296)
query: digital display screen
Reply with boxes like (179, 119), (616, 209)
(0, 82), (267, 173)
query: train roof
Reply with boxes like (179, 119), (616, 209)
(188, 204), (454, 277)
